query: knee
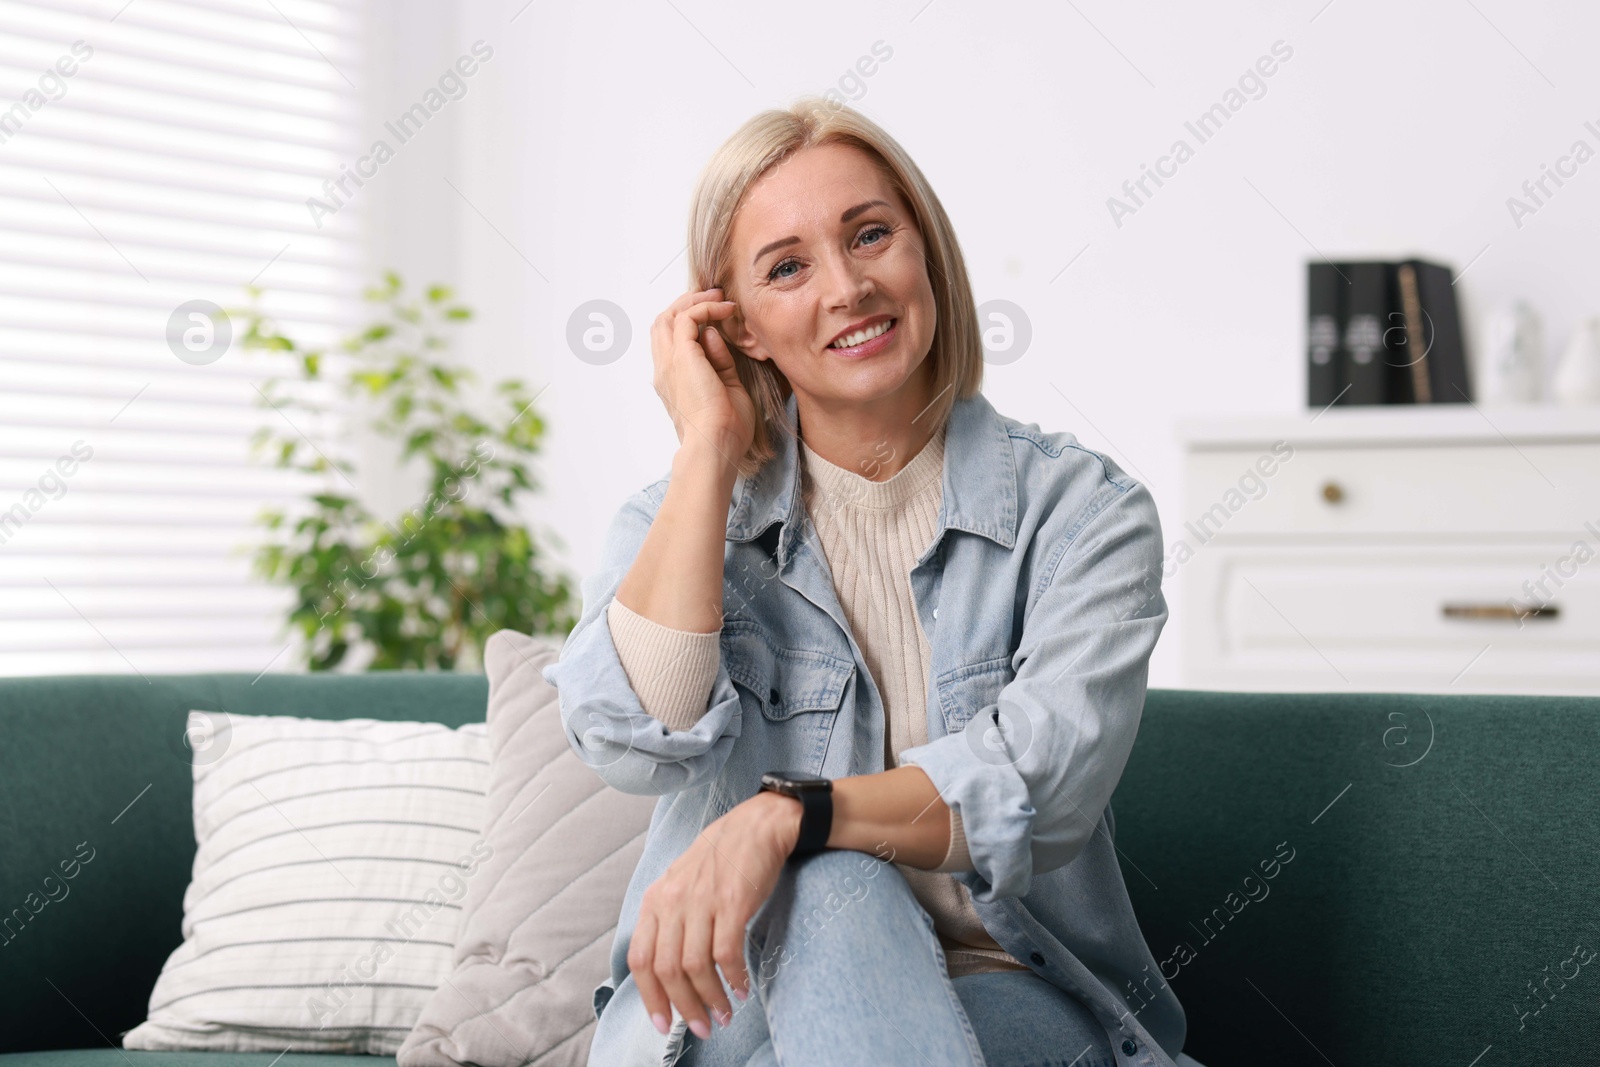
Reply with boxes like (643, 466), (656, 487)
(750, 849), (921, 956)
(789, 848), (911, 909)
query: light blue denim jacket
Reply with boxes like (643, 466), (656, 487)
(542, 389), (1186, 1067)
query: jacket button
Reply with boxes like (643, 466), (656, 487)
(1029, 951), (1045, 965)
(932, 608), (939, 620)
(768, 687), (780, 705)
(1121, 1038), (1137, 1055)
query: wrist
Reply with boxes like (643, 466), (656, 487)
(674, 436), (742, 485)
(746, 790), (803, 857)
(826, 766), (949, 869)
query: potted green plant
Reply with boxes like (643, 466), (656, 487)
(237, 272), (577, 671)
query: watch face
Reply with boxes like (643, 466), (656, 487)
(761, 771), (831, 792)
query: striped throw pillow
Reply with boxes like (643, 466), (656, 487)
(123, 712), (491, 1056)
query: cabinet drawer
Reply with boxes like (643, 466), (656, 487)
(1183, 542), (1600, 694)
(1184, 443), (1600, 538)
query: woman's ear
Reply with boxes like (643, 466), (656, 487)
(727, 310), (770, 363)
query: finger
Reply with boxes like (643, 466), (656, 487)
(712, 909), (752, 1004)
(657, 289), (726, 342)
(657, 287), (723, 324)
(683, 906), (734, 1028)
(653, 288), (720, 359)
(627, 911), (671, 1034)
(673, 304), (738, 374)
(655, 297), (733, 386)
(672, 286), (726, 313)
(673, 298), (738, 346)
(653, 915), (712, 1039)
(650, 315), (674, 408)
(700, 324), (735, 375)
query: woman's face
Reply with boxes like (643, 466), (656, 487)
(723, 142), (938, 416)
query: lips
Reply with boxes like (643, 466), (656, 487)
(826, 315), (896, 350)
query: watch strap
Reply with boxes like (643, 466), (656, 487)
(792, 786), (832, 858)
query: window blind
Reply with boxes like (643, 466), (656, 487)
(0, 0), (364, 676)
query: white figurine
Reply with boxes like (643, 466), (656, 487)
(1479, 302), (1543, 404)
(1552, 317), (1600, 406)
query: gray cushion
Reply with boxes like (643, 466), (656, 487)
(398, 631), (656, 1067)
(0, 1053), (394, 1066)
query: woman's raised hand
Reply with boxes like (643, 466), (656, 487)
(650, 287), (757, 464)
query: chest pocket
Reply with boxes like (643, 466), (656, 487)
(935, 655), (1014, 735)
(721, 624), (854, 721)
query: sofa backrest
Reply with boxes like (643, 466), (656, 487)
(1114, 688), (1600, 1066)
(4, 677), (1596, 1063)
(0, 671), (487, 1055)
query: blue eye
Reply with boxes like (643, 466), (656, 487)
(766, 224), (893, 282)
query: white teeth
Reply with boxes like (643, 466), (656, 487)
(829, 319), (894, 348)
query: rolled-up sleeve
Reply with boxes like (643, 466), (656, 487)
(606, 598), (722, 731)
(540, 482), (743, 797)
(898, 480), (1167, 902)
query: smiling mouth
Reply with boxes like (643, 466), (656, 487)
(827, 318), (897, 350)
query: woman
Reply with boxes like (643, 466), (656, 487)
(543, 98), (1197, 1067)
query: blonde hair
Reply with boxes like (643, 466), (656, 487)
(686, 97), (984, 479)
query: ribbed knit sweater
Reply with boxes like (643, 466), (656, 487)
(605, 423), (1027, 977)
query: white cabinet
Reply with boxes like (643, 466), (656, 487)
(1175, 406), (1600, 694)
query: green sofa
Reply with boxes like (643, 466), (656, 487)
(1, 673), (1594, 1066)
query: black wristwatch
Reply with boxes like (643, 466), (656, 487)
(759, 771), (833, 859)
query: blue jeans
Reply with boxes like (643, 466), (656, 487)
(675, 849), (1118, 1067)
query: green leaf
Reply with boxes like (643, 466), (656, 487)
(246, 268), (576, 671)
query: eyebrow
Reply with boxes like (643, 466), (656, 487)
(750, 200), (892, 266)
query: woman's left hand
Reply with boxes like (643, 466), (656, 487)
(628, 790), (800, 1039)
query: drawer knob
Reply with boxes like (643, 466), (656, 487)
(1320, 480), (1345, 504)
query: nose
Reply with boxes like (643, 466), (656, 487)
(820, 248), (874, 311)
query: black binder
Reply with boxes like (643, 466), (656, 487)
(1394, 259), (1472, 404)
(1305, 257), (1471, 407)
(1340, 262), (1390, 406)
(1307, 261), (1343, 407)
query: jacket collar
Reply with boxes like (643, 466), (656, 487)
(726, 388), (1019, 566)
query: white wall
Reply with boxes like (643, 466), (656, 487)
(362, 0), (1600, 687)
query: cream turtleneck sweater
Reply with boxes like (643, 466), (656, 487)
(604, 423), (1026, 978)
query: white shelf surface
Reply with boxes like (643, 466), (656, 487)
(1176, 404), (1600, 450)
